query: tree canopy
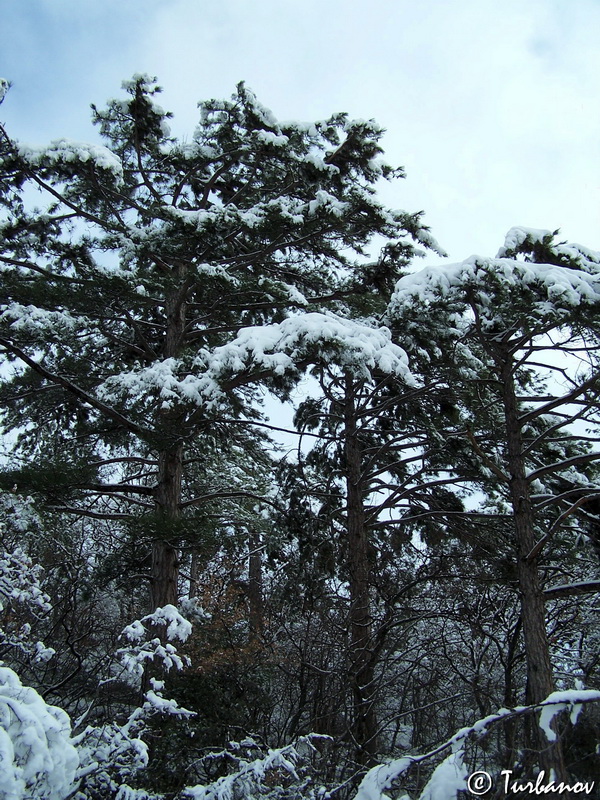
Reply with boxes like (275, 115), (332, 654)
(1, 77), (600, 799)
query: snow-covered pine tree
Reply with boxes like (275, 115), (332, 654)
(0, 75), (435, 614)
(271, 235), (458, 766)
(387, 227), (600, 777)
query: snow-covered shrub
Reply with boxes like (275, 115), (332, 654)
(355, 690), (600, 800)
(116, 604), (192, 683)
(0, 666), (78, 800)
(0, 546), (54, 663)
(71, 720), (149, 800)
(182, 735), (331, 800)
(72, 606), (194, 798)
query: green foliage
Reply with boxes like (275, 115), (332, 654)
(3, 75), (600, 796)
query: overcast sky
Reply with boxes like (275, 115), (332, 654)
(1, 0), (598, 263)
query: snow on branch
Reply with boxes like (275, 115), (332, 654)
(74, 607), (195, 797)
(208, 312), (414, 381)
(390, 254), (600, 318)
(17, 139), (124, 184)
(536, 689), (592, 742)
(98, 312), (416, 412)
(0, 667), (78, 800)
(72, 720), (149, 799)
(1, 303), (89, 338)
(182, 735), (329, 800)
(117, 605), (192, 679)
(122, 604), (192, 644)
(0, 546), (55, 663)
(389, 227), (600, 341)
(354, 690), (600, 800)
(543, 579), (600, 599)
(496, 226), (555, 258)
(497, 226), (600, 269)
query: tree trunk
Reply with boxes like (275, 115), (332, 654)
(344, 375), (378, 766)
(151, 444), (183, 610)
(189, 550), (199, 599)
(248, 530), (264, 637)
(500, 356), (568, 782)
(150, 270), (188, 611)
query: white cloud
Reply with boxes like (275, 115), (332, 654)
(1, 0), (598, 259)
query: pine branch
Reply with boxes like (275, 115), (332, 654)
(0, 336), (150, 438)
(519, 371), (600, 425)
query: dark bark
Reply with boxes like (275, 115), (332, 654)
(150, 269), (188, 611)
(151, 444), (183, 610)
(499, 355), (568, 782)
(343, 375), (378, 765)
(189, 550), (199, 599)
(248, 530), (264, 636)
(501, 617), (522, 769)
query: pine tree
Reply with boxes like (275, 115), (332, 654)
(387, 227), (600, 776)
(0, 74), (435, 615)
